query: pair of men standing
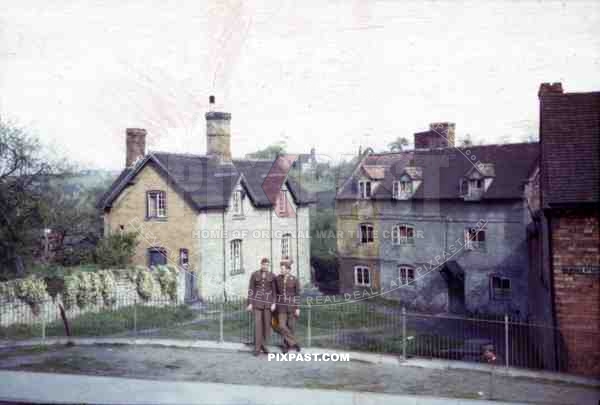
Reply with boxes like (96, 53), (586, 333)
(246, 257), (301, 356)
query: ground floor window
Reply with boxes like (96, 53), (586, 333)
(230, 239), (243, 275)
(354, 266), (371, 286)
(148, 247), (167, 266)
(398, 266), (415, 285)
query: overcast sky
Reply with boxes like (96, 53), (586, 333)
(1, 1), (599, 170)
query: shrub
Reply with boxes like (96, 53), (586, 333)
(98, 270), (116, 306)
(136, 269), (155, 301)
(94, 232), (138, 269)
(156, 265), (178, 301)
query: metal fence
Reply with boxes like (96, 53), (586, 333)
(1, 295), (596, 375)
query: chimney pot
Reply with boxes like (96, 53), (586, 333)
(125, 128), (146, 167)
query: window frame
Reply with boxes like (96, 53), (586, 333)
(358, 180), (372, 199)
(281, 233), (292, 259)
(179, 248), (189, 267)
(398, 265), (415, 285)
(465, 227), (486, 250)
(148, 247), (167, 267)
(359, 223), (374, 244)
(354, 266), (371, 287)
(232, 190), (243, 216)
(276, 189), (288, 216)
(392, 224), (415, 245)
(146, 190), (167, 219)
(230, 239), (244, 275)
(490, 275), (511, 300)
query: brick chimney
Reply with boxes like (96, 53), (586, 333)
(205, 96), (232, 162)
(538, 82), (563, 97)
(414, 122), (455, 149)
(125, 128), (146, 167)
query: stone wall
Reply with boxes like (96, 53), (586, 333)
(0, 268), (185, 328)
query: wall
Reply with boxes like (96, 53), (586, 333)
(104, 163), (198, 272)
(0, 269), (185, 328)
(551, 213), (600, 377)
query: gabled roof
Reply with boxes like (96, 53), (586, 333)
(540, 90), (600, 206)
(336, 143), (538, 201)
(97, 153), (316, 211)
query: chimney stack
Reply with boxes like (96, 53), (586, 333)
(125, 128), (146, 167)
(538, 82), (563, 97)
(205, 96), (232, 162)
(414, 122), (455, 149)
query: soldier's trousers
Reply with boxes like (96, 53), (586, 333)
(253, 308), (272, 352)
(277, 311), (297, 347)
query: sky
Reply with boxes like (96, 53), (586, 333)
(1, 0), (599, 170)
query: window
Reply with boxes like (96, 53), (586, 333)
(230, 239), (243, 275)
(491, 276), (511, 300)
(148, 247), (167, 266)
(465, 228), (486, 250)
(276, 190), (287, 216)
(147, 191), (167, 218)
(398, 266), (415, 285)
(393, 224), (415, 245)
(359, 223), (374, 244)
(281, 233), (292, 258)
(232, 191), (243, 216)
(468, 179), (484, 196)
(179, 248), (189, 267)
(358, 180), (372, 199)
(354, 266), (371, 286)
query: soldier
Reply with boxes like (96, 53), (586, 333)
(246, 257), (276, 356)
(275, 258), (301, 353)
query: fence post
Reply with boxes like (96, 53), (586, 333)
(402, 306), (407, 360)
(307, 304), (312, 348)
(504, 314), (509, 368)
(133, 295), (138, 345)
(219, 301), (224, 343)
(41, 304), (46, 342)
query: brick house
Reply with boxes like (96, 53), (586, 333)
(527, 83), (600, 377)
(97, 98), (314, 301)
(335, 123), (537, 317)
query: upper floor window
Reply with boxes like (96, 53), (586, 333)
(468, 179), (484, 196)
(359, 223), (374, 244)
(179, 248), (189, 267)
(230, 239), (243, 275)
(232, 190), (243, 216)
(465, 228), (486, 250)
(281, 233), (292, 259)
(491, 275), (511, 300)
(398, 266), (415, 285)
(147, 191), (166, 218)
(276, 190), (288, 216)
(393, 224), (415, 245)
(358, 180), (372, 199)
(354, 266), (371, 286)
(148, 247), (167, 266)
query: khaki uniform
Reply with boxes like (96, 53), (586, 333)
(275, 273), (301, 348)
(247, 269), (276, 352)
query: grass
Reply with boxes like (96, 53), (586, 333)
(0, 304), (196, 340)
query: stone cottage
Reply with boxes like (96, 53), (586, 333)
(97, 98), (315, 301)
(335, 123), (538, 317)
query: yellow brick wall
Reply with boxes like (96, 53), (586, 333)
(104, 163), (198, 270)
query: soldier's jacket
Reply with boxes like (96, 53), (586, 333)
(247, 269), (276, 309)
(275, 273), (301, 312)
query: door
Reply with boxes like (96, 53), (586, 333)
(448, 278), (466, 314)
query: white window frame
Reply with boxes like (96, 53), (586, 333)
(230, 239), (243, 275)
(358, 180), (372, 199)
(232, 190), (243, 216)
(359, 223), (374, 244)
(147, 191), (167, 218)
(398, 266), (415, 285)
(281, 233), (292, 259)
(354, 266), (371, 287)
(393, 224), (415, 245)
(468, 178), (484, 196)
(276, 189), (287, 215)
(465, 227), (486, 250)
(179, 248), (189, 267)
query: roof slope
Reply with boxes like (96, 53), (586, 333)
(336, 143), (539, 200)
(540, 91), (600, 206)
(97, 153), (316, 211)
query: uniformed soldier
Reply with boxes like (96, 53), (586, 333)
(275, 258), (301, 353)
(246, 257), (277, 356)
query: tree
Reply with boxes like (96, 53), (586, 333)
(388, 136), (409, 152)
(0, 120), (54, 277)
(246, 143), (286, 160)
(94, 232), (138, 269)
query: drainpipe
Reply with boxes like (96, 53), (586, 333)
(296, 206), (300, 279)
(222, 210), (227, 301)
(270, 207), (273, 272)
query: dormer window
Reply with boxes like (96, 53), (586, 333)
(393, 176), (413, 200)
(232, 190), (243, 216)
(276, 189), (288, 216)
(462, 163), (495, 201)
(359, 180), (371, 199)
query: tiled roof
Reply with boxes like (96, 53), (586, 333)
(336, 143), (539, 200)
(97, 153), (316, 211)
(540, 91), (600, 206)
